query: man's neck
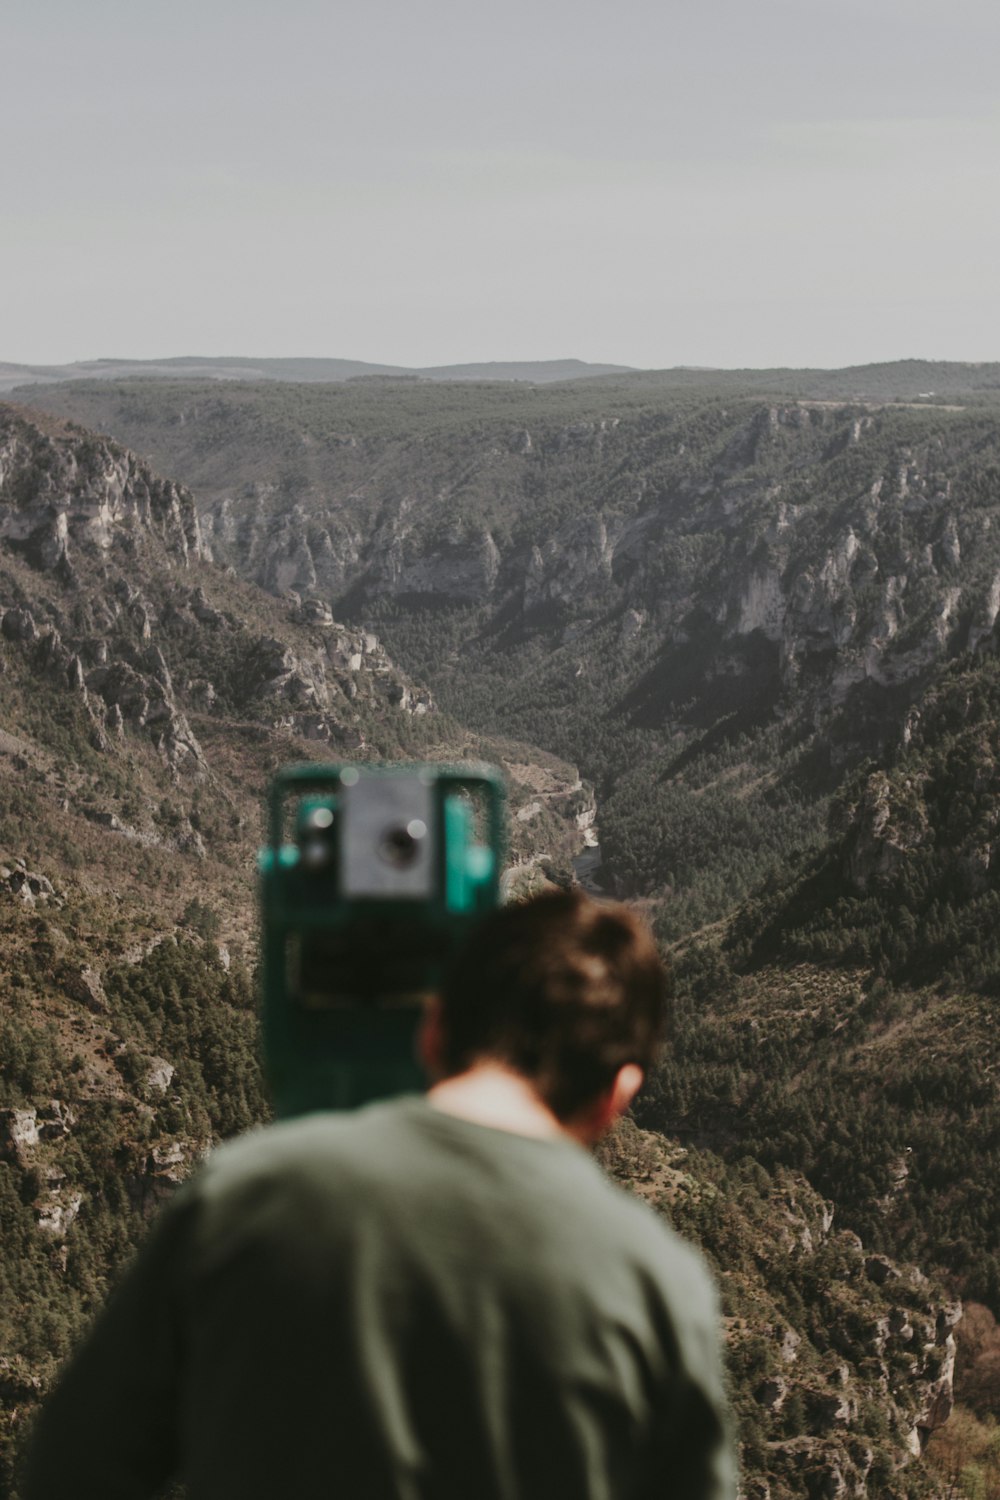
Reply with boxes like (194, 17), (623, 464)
(427, 1063), (574, 1142)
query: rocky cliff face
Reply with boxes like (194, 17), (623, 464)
(201, 496), (364, 600)
(0, 408), (444, 782)
(0, 409), (212, 773)
(0, 403), (595, 879)
(20, 381), (1000, 776)
(0, 409), (206, 570)
(188, 401), (1000, 737)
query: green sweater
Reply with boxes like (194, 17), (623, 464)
(24, 1098), (735, 1500)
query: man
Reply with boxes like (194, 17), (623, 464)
(24, 890), (735, 1499)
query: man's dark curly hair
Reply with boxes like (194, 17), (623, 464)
(439, 889), (669, 1121)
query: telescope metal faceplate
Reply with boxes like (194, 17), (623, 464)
(339, 772), (435, 899)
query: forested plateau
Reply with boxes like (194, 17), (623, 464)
(8, 362), (1000, 1497)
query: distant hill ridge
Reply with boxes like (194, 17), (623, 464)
(7, 355), (1000, 403)
(0, 355), (635, 393)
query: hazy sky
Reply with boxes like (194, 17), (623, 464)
(5, 0), (999, 369)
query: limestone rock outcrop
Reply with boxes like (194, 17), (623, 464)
(0, 410), (207, 568)
(0, 409), (438, 778)
(0, 860), (60, 907)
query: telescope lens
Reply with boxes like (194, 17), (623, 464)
(379, 818), (427, 868)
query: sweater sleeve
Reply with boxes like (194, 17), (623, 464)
(647, 1359), (737, 1500)
(639, 1249), (739, 1500)
(21, 1184), (198, 1500)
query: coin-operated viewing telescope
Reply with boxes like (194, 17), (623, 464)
(258, 763), (505, 1117)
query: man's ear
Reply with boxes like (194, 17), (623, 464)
(609, 1062), (644, 1120)
(573, 1063), (645, 1144)
(417, 995), (446, 1081)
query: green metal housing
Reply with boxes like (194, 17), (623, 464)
(258, 763), (505, 1116)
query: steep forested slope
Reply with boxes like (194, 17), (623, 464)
(649, 646), (1000, 1305)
